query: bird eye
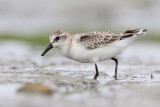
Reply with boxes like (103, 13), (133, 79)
(55, 36), (60, 41)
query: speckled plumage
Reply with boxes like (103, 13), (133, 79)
(80, 32), (119, 49)
(79, 28), (147, 49)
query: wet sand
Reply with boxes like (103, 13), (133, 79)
(0, 41), (160, 107)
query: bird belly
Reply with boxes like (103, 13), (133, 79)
(64, 42), (128, 63)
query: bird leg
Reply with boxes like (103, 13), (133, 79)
(94, 63), (99, 80)
(111, 58), (118, 80)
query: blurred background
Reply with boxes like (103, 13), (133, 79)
(1, 0), (160, 107)
(0, 0), (160, 46)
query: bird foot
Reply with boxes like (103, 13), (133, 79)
(114, 75), (118, 80)
(93, 77), (97, 80)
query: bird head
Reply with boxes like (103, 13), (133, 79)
(41, 30), (69, 56)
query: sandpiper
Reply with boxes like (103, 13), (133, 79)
(41, 28), (147, 80)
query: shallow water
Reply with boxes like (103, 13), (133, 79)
(0, 41), (160, 107)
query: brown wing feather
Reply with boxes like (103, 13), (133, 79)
(80, 32), (120, 49)
(120, 28), (147, 40)
(80, 29), (147, 49)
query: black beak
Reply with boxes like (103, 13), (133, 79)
(41, 43), (53, 56)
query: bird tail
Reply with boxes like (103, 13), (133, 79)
(120, 28), (147, 40)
